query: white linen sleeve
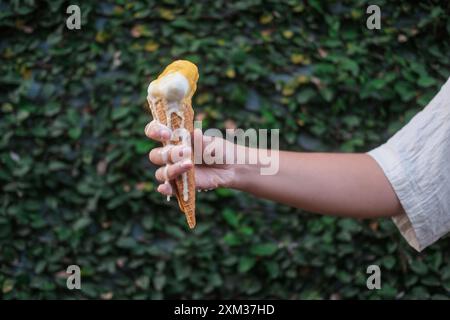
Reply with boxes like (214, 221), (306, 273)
(367, 77), (450, 251)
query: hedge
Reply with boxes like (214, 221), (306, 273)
(1, 0), (450, 299)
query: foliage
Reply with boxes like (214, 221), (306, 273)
(1, 0), (450, 299)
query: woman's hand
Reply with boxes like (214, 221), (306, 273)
(145, 121), (239, 197)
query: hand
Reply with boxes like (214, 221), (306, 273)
(145, 120), (239, 197)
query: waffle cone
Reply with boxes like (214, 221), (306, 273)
(151, 98), (196, 229)
(147, 60), (198, 229)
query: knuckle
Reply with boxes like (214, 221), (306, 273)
(161, 145), (172, 163)
(170, 146), (183, 163)
(167, 166), (176, 180)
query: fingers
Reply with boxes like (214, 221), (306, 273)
(147, 127), (213, 166)
(147, 122), (194, 199)
(154, 159), (193, 183)
(157, 181), (173, 196)
(149, 144), (191, 166)
(145, 120), (172, 142)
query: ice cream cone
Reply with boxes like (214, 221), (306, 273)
(146, 60), (199, 229)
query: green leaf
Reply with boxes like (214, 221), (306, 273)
(320, 87), (334, 102)
(111, 107), (131, 120)
(142, 215), (154, 230)
(68, 127), (82, 139)
(250, 243), (278, 256)
(418, 76), (436, 88)
(215, 188), (233, 197)
(2, 279), (15, 294)
(35, 260), (46, 273)
(382, 256), (396, 270)
(264, 261), (280, 278)
(223, 232), (241, 246)
(134, 139), (153, 154)
(117, 237), (137, 249)
(135, 275), (150, 289)
(296, 88), (316, 104)
(342, 115), (360, 128)
(340, 58), (359, 76)
(394, 81), (416, 101)
(153, 275), (166, 291)
(410, 260), (428, 275)
(441, 266), (450, 280)
(238, 257), (256, 273)
(73, 217), (92, 231)
(222, 208), (239, 227)
(378, 284), (397, 298)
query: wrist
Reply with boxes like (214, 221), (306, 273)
(227, 147), (260, 190)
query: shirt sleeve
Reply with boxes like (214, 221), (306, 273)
(367, 77), (450, 252)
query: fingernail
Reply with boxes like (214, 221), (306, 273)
(144, 123), (151, 136)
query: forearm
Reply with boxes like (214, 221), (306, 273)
(230, 150), (404, 218)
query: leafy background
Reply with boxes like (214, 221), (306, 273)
(1, 0), (450, 299)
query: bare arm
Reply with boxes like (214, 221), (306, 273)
(231, 150), (403, 218)
(145, 121), (404, 219)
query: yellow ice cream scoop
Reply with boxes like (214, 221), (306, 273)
(156, 60), (199, 100)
